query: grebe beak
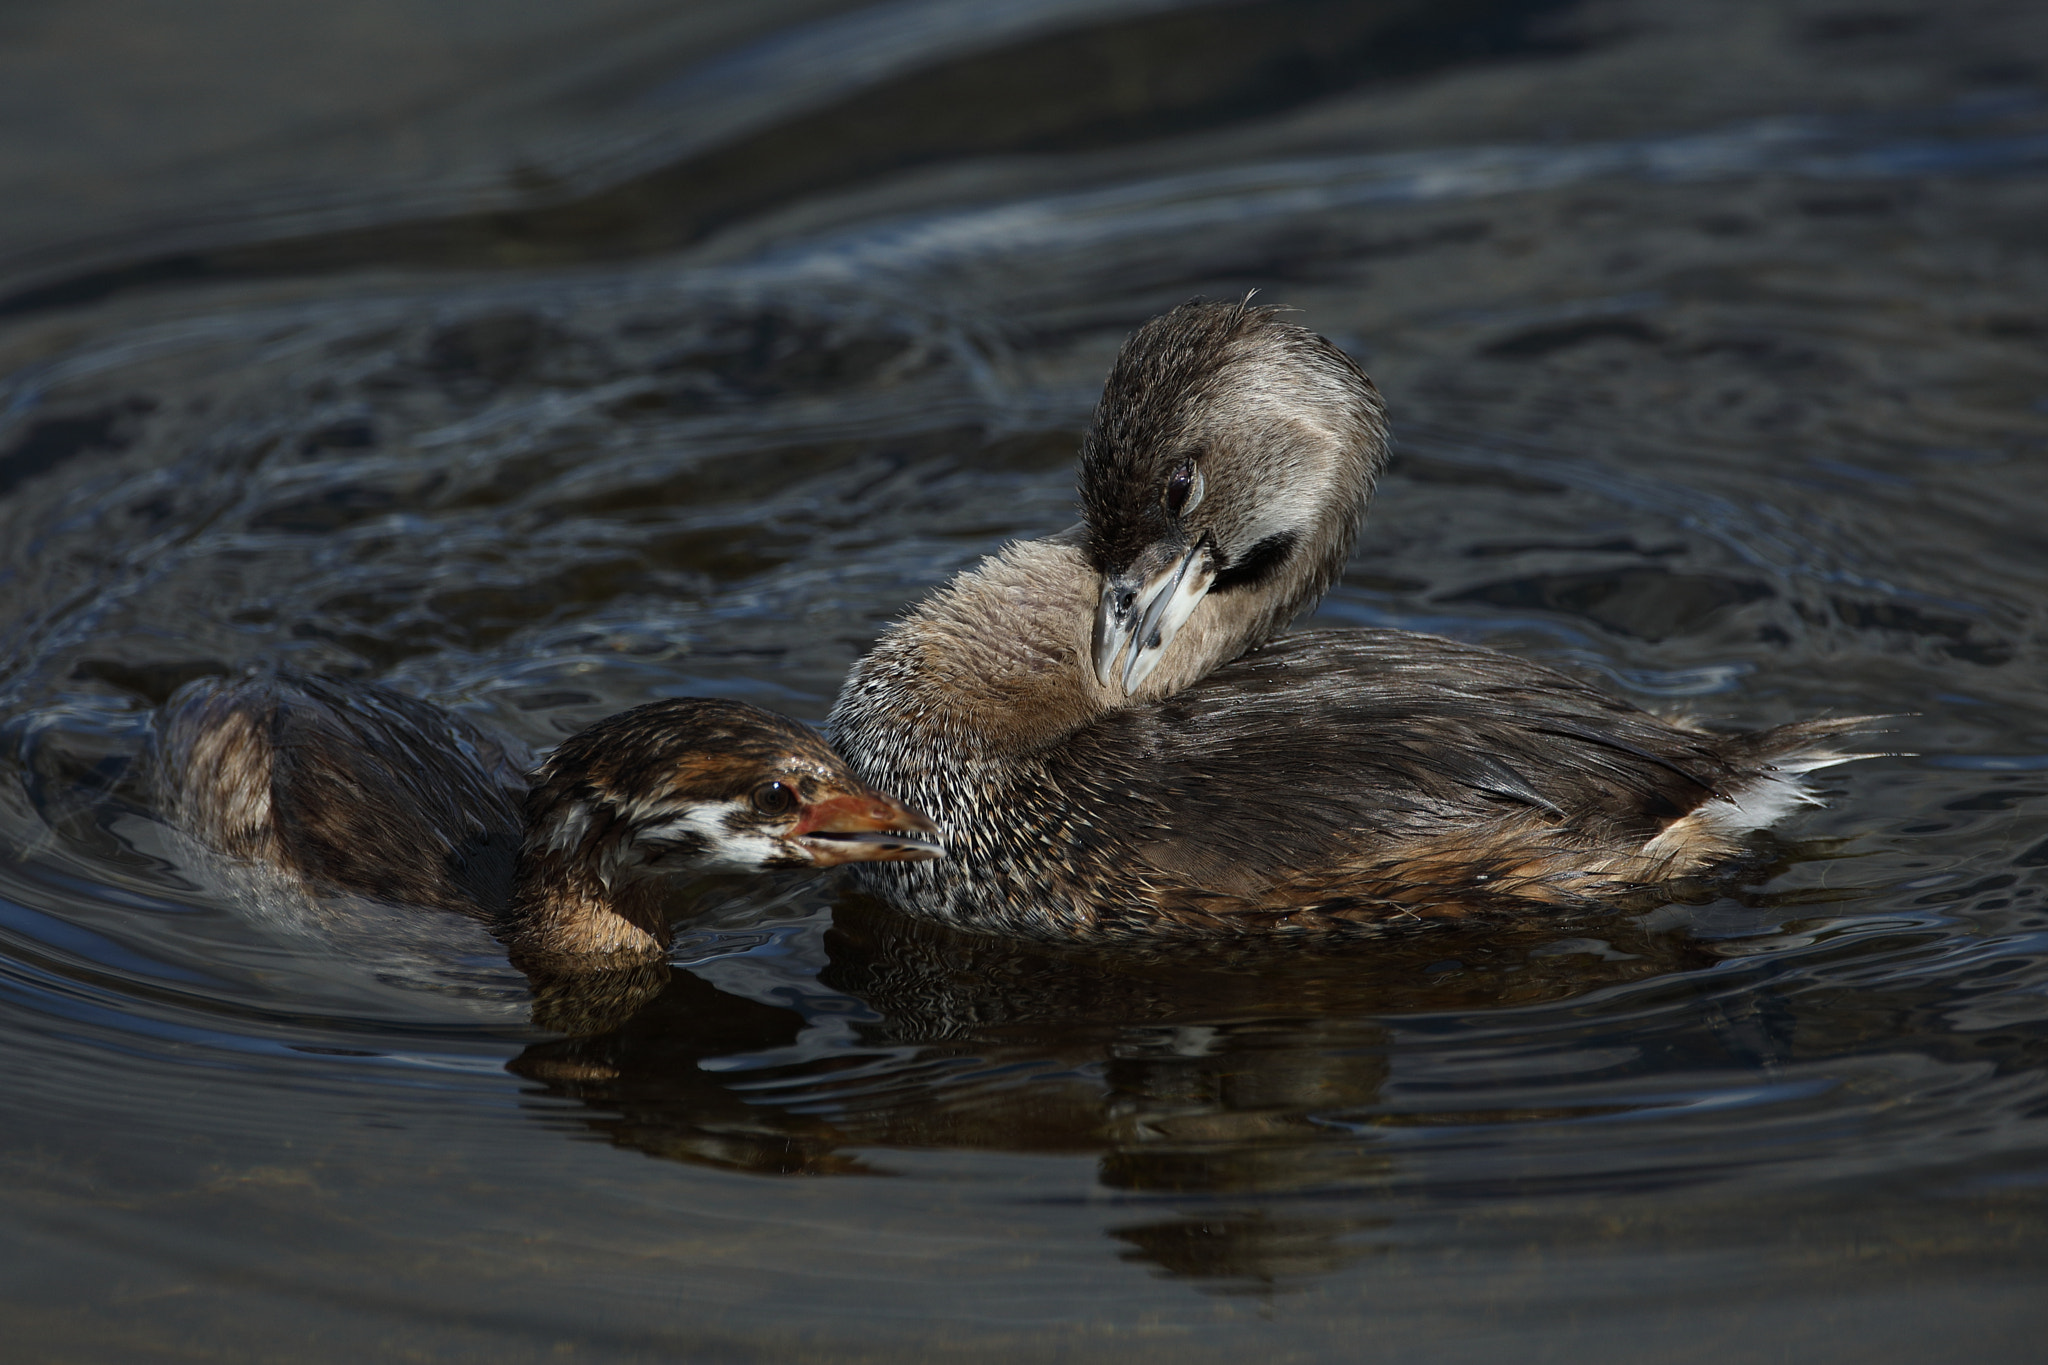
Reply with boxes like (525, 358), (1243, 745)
(789, 791), (944, 867)
(1092, 536), (1217, 694)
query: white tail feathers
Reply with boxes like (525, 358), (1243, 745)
(1638, 722), (1892, 866)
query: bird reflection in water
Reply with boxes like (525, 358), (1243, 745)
(503, 881), (1819, 1285)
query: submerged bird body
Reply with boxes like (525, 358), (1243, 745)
(159, 673), (940, 967)
(159, 673), (530, 919)
(832, 302), (1870, 943)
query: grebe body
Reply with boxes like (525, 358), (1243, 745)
(159, 673), (940, 968)
(831, 302), (1871, 942)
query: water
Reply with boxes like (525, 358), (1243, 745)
(4, 1), (2048, 1358)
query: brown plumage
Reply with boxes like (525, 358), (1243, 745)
(830, 300), (1878, 943)
(157, 672), (941, 969)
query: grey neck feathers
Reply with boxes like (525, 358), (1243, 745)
(842, 533), (1295, 763)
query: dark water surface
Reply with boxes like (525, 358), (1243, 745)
(5, 2), (2048, 1359)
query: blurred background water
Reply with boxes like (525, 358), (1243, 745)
(3, 1), (2048, 1359)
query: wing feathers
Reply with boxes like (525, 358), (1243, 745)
(1047, 631), (1877, 907)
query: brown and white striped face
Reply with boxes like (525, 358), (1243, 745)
(521, 699), (942, 881)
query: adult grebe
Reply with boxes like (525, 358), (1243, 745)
(158, 673), (941, 968)
(831, 300), (1873, 942)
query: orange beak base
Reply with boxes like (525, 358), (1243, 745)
(789, 791), (944, 867)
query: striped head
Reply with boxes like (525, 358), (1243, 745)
(521, 698), (942, 884)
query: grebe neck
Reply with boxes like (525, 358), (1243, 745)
(838, 532), (1291, 770)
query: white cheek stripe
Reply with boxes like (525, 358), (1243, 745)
(635, 800), (785, 874)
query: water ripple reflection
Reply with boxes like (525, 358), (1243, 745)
(5, 0), (2048, 1357)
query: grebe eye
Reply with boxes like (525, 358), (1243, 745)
(752, 781), (798, 817)
(1162, 458), (1202, 517)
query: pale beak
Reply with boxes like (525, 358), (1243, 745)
(790, 791), (944, 867)
(1092, 536), (1217, 694)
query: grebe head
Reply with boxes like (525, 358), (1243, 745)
(523, 699), (942, 881)
(1082, 300), (1388, 694)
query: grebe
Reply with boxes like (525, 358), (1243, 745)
(831, 300), (1873, 942)
(158, 673), (941, 968)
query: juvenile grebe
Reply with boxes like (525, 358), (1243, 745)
(158, 673), (941, 967)
(831, 301), (1874, 942)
